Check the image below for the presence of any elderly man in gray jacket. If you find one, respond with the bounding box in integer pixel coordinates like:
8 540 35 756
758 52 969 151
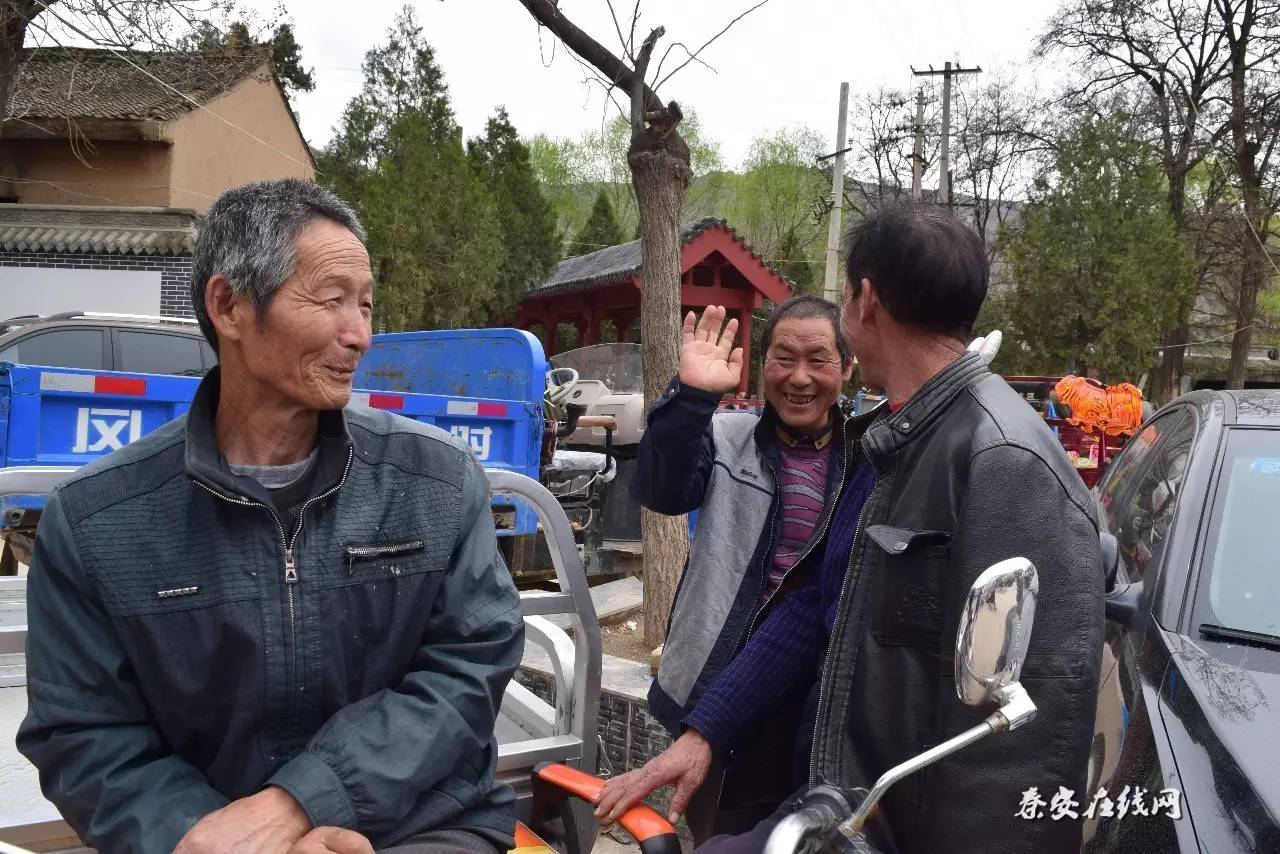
18 179 524 854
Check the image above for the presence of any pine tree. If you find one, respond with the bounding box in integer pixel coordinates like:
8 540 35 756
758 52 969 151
317 5 503 331
571 189 625 255
999 113 1196 380
468 108 561 320
271 23 314 96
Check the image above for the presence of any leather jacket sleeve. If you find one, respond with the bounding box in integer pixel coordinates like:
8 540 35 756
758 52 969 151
17 491 232 853
267 453 524 836
921 443 1103 854
630 377 720 515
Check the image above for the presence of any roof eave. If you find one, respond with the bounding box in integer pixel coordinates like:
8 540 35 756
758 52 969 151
1 116 168 141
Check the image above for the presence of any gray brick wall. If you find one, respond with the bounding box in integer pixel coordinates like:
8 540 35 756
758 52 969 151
515 668 679 815
0 251 195 318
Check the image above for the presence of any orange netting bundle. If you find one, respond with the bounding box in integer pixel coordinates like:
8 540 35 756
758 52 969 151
1054 376 1144 437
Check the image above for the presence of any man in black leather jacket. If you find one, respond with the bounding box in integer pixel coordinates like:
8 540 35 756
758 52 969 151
698 203 1103 854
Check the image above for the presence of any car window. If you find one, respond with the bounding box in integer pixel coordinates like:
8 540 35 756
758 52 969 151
1098 411 1179 530
1201 429 1280 637
1113 413 1196 583
0 328 106 370
116 330 205 377
200 341 218 371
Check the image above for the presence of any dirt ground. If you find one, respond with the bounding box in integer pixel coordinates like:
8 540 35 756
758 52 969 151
600 619 653 664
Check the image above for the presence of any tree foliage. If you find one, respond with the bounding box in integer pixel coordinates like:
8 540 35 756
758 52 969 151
467 107 561 318
317 6 503 331
996 114 1196 381
528 110 722 245
181 18 314 97
269 23 314 96
572 189 625 254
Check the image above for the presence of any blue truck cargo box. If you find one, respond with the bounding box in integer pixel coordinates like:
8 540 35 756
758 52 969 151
354 328 548 537
0 329 547 536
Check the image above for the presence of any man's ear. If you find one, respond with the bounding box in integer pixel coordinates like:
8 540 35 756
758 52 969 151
205 274 249 346
858 278 879 327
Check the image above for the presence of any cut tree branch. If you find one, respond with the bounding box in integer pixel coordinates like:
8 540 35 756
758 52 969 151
519 0 662 114
653 0 771 91
632 25 661 129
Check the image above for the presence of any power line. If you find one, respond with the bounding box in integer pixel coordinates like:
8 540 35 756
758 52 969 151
868 0 912 69
952 0 979 59
31 1 316 176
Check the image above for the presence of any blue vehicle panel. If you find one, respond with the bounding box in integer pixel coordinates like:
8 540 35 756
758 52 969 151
0 330 547 536
355 328 547 403
355 329 549 537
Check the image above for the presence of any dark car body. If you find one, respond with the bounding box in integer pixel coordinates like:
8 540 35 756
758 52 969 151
1086 390 1280 852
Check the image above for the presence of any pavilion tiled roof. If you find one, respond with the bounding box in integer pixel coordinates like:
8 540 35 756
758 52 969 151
534 217 785 297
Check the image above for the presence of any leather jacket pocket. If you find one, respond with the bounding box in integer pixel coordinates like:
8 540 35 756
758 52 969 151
868 525 950 649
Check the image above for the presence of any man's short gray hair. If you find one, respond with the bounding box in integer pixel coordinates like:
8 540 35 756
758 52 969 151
191 178 367 351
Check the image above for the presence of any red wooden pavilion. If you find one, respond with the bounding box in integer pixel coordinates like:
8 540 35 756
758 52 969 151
514 218 794 396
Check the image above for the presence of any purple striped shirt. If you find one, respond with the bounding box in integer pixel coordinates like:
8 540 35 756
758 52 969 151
764 435 833 600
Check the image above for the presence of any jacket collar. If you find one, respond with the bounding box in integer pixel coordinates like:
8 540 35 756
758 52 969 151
753 397 856 459
863 351 987 460
184 367 354 505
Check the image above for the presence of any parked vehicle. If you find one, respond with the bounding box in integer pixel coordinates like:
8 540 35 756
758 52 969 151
1004 375 1133 488
1088 389 1280 852
0 327 546 574
0 311 215 376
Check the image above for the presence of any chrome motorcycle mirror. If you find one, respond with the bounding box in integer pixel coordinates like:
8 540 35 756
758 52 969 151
765 558 1041 854
955 557 1038 706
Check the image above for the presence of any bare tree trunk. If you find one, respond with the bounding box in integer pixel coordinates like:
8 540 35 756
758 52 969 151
0 2 41 201
517 0 766 646
1227 241 1264 388
632 144 691 646
1222 0 1269 390
1151 324 1187 403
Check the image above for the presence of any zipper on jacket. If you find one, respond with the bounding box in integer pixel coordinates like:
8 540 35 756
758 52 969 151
344 540 424 559
286 446 355 577
808 434 876 788
724 454 781 660
193 446 353 650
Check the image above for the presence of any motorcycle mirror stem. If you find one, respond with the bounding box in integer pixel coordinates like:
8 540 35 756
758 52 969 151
766 558 1040 853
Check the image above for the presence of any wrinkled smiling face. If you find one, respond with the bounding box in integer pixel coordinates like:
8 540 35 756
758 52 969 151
239 218 374 411
762 316 851 434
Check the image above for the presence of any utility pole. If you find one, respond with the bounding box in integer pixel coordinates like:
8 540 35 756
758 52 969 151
911 87 925 201
822 81 850 303
912 61 981 207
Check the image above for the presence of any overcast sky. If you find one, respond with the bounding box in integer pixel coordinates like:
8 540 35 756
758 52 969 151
263 0 1065 167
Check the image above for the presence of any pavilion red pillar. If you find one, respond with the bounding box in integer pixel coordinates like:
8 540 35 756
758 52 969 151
543 314 559 357
615 312 635 343
737 308 753 397
583 302 601 347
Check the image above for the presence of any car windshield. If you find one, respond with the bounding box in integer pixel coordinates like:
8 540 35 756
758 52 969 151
550 344 643 395
1203 428 1280 638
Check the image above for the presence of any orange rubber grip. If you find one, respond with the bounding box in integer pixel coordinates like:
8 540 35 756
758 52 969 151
534 763 676 843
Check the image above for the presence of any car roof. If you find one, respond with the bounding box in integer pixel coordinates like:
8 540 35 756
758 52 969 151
0 312 202 340
1222 389 1280 426
1174 388 1280 427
